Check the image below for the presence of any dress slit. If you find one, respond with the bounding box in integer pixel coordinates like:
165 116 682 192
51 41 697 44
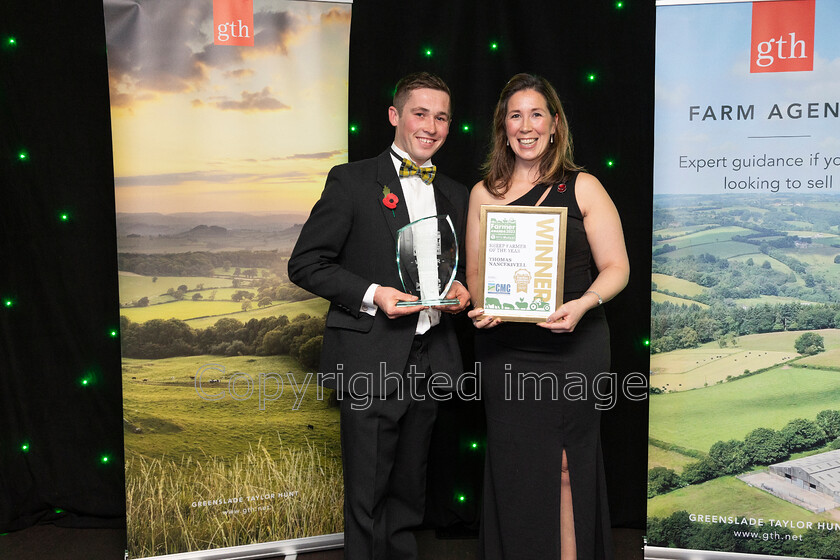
560 447 577 559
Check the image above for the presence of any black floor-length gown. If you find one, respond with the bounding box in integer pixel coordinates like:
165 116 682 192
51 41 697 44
477 172 614 560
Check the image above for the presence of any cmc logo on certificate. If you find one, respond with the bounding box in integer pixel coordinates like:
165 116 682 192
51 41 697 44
214 0 254 46
750 0 814 73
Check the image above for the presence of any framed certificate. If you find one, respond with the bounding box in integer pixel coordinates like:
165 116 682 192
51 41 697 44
477 205 567 322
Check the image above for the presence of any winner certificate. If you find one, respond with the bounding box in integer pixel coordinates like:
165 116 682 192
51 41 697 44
477 205 567 322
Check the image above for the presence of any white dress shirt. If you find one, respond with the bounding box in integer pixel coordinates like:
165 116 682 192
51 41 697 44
360 144 440 334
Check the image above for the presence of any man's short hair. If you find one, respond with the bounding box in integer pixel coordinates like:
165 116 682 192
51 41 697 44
392 72 451 115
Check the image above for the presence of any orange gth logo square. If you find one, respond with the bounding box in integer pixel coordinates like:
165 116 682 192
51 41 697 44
751 0 814 73
214 0 254 46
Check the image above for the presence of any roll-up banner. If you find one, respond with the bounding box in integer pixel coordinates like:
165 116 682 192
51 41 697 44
648 1 840 558
102 1 351 557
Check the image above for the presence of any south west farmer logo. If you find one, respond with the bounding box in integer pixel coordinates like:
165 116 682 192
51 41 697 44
750 0 814 73
489 217 516 241
214 0 254 46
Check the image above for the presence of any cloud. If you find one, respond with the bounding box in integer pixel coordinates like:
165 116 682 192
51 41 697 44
114 169 313 188
272 150 345 161
224 68 255 80
213 87 291 112
103 0 299 103
654 78 690 109
252 10 296 54
115 170 255 187
262 173 321 184
109 91 135 109
782 55 840 98
320 7 351 25
104 0 210 94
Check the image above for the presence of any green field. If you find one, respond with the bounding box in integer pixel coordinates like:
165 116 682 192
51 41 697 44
650 348 792 391
785 247 840 267
788 231 839 240
122 338 342 556
652 273 708 297
666 240 760 260
654 226 756 251
651 347 741 375
650 329 840 390
781 246 840 285
798 348 840 369
119 274 235 305
651 292 708 308
120 295 325 325
647 476 836 529
648 444 695 473
649 329 831 375
117 268 328 328
649 366 840 453
735 329 840 351
728 254 797 277
655 224 720 240
123 354 340 460
121 300 247 322
185 298 329 328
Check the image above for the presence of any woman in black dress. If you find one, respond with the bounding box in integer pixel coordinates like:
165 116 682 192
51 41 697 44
466 74 630 559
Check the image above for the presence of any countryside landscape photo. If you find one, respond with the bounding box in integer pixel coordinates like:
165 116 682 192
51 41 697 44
117 216 341 557
102 1 352 555
647 193 840 557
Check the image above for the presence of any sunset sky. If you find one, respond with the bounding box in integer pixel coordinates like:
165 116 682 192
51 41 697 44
104 0 351 214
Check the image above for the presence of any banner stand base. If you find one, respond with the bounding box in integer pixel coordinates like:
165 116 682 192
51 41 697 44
134 533 343 560
645 546 814 560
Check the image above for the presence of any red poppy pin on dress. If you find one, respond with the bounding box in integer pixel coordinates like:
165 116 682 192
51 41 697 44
557 183 566 193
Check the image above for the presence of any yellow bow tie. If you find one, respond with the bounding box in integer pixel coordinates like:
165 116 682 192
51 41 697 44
398 158 436 185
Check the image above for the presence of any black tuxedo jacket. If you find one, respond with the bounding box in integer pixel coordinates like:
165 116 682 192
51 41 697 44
288 149 469 396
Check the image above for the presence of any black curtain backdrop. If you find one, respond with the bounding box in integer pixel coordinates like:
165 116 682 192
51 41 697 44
0 0 653 538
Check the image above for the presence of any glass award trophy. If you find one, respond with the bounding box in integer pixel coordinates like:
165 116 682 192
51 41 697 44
395 214 460 307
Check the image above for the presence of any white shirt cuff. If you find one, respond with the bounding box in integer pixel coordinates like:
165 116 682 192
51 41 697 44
361 283 379 316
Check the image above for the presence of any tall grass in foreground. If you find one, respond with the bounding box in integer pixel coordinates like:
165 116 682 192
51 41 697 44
126 440 343 558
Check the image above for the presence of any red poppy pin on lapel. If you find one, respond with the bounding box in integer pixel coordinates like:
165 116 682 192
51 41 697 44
382 186 398 216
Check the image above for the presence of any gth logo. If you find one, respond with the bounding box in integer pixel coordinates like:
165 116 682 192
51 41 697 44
750 0 814 73
214 0 254 46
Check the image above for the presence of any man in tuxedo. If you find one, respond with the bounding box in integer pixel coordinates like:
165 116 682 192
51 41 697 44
288 72 469 560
